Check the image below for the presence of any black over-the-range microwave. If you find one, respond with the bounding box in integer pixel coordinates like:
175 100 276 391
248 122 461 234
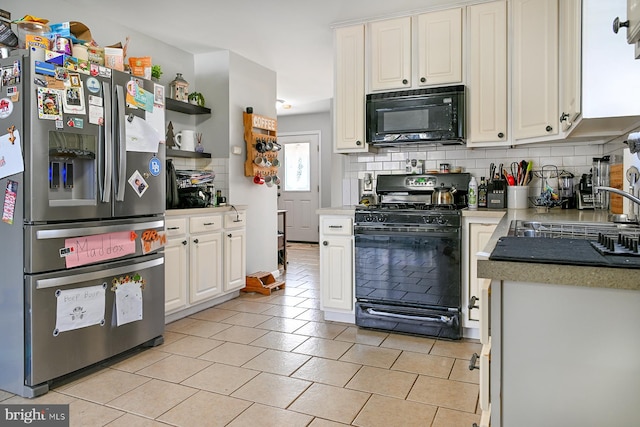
365 85 465 146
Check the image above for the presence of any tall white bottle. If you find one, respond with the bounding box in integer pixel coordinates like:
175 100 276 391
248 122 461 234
468 176 478 209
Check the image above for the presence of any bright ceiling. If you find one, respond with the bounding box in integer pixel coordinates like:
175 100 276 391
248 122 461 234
72 0 458 115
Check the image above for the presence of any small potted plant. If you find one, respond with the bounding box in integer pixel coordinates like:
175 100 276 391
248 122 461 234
151 65 163 81
188 92 205 107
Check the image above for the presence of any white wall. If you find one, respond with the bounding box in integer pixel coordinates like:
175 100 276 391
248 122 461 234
195 51 278 274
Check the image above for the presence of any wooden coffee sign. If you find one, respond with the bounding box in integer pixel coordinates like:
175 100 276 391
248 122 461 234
251 114 277 132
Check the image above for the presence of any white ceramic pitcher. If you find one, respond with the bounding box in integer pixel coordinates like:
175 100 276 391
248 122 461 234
174 130 196 151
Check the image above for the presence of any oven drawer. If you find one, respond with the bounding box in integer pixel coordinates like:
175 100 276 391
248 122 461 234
321 217 352 236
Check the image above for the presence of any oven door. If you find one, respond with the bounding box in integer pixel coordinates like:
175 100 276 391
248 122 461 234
354 225 461 339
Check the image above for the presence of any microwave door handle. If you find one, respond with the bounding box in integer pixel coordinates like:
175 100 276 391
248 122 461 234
101 81 112 203
115 84 127 202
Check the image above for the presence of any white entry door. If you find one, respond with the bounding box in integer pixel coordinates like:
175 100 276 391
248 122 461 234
278 132 320 243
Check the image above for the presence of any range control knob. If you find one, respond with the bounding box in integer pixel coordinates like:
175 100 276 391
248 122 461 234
436 216 447 225
422 216 432 224
377 215 387 222
365 215 374 222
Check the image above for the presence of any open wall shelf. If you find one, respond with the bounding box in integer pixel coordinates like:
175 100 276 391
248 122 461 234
165 98 212 115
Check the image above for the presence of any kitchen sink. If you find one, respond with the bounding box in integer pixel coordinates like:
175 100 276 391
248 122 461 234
508 220 640 240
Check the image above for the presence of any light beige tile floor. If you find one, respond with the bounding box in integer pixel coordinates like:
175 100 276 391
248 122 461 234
0 243 481 426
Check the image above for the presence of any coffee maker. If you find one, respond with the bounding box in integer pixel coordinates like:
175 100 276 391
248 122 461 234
577 173 594 209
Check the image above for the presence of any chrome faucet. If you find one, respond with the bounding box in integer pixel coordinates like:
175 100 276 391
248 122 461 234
594 186 640 210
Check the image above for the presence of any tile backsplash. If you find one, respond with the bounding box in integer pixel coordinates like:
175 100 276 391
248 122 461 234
341 141 622 205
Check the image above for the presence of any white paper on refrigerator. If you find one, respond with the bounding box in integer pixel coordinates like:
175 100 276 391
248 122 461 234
115 280 143 326
55 285 106 335
0 129 24 180
125 114 160 153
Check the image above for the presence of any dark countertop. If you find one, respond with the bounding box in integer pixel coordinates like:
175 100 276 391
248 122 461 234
474 208 640 289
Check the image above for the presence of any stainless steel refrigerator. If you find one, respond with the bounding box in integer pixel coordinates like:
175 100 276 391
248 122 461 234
0 48 166 397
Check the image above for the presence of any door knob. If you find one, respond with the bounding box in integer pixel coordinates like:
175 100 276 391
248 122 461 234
193 238 199 244
227 234 232 238
182 240 187 245
402 79 409 85
613 17 629 34
323 241 328 246
356 140 362 146
545 125 553 132
498 132 504 138
420 77 426 83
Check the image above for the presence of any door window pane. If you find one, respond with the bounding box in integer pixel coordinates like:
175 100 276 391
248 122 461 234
284 142 310 191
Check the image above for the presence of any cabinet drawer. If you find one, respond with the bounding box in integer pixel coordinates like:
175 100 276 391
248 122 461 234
190 215 222 233
165 218 187 237
224 210 246 229
321 217 353 235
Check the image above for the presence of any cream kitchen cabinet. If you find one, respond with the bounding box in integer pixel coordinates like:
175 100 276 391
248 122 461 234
188 215 223 304
369 17 412 91
164 217 189 313
462 211 503 336
334 24 369 153
223 210 247 292
512 0 559 141
466 0 508 145
368 9 462 92
319 215 354 322
164 208 247 321
416 8 463 87
559 0 582 132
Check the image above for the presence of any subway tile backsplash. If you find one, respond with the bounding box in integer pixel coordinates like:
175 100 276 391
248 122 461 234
342 141 623 205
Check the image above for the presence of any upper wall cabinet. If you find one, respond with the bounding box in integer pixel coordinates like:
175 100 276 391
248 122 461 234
466 1 508 145
334 25 370 153
368 9 462 92
416 8 463 87
512 0 559 141
567 0 640 140
559 0 582 132
369 17 412 91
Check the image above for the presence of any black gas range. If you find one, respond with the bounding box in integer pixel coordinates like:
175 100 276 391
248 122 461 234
354 173 470 339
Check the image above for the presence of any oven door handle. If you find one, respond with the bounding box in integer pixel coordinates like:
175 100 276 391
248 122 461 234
366 308 455 326
354 227 459 238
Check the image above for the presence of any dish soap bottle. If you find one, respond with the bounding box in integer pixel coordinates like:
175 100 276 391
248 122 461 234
478 176 487 208
468 176 478 209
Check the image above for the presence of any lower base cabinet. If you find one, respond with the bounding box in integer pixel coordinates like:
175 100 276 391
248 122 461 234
319 214 355 322
165 209 246 318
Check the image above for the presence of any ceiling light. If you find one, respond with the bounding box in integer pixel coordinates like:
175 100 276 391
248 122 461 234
276 99 292 109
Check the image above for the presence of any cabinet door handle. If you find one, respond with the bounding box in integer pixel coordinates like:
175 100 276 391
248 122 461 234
203 222 215 226
328 225 343 229
193 238 199 244
545 125 553 132
182 240 187 245
356 140 362 146
167 226 180 230
613 17 629 34
468 353 479 371
323 241 328 246
420 77 426 83
468 296 479 310
227 234 232 238
497 132 504 138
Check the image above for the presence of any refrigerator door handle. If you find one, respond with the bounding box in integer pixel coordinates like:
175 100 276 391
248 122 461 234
35 257 164 289
115 84 127 202
102 81 112 203
35 220 165 240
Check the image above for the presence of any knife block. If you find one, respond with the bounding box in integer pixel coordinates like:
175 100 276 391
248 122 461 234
487 180 507 209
